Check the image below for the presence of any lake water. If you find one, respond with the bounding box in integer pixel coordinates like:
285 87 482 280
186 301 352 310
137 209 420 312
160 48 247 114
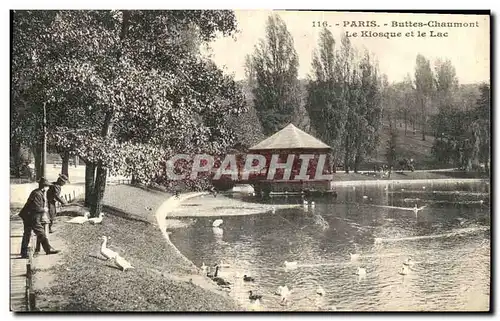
169 181 491 311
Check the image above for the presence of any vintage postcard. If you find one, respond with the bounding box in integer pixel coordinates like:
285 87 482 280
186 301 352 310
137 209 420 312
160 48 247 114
10 9 490 312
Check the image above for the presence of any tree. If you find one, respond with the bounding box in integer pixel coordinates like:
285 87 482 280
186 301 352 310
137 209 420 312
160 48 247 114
434 58 459 113
414 54 435 141
430 83 490 171
306 28 347 170
12 10 246 216
249 14 301 135
353 51 382 172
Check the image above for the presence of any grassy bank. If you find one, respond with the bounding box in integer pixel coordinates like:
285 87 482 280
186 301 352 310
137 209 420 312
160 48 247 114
30 187 241 311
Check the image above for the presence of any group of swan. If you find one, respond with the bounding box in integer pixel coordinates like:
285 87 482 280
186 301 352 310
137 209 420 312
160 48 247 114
100 236 134 271
66 211 104 225
303 200 315 208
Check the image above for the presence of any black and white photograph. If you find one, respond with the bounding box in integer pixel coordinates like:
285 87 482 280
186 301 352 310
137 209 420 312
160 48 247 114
9 9 491 312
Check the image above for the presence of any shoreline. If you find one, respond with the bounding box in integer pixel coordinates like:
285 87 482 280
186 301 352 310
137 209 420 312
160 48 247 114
154 192 251 310
330 177 488 187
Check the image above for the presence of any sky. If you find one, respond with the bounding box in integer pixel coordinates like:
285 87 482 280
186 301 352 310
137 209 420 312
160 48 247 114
206 10 490 85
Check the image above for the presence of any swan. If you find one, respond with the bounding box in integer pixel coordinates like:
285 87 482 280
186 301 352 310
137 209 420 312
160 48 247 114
206 265 219 278
114 255 134 271
276 285 290 296
422 186 426 190
310 201 315 207
212 219 223 227
271 207 276 214
284 261 298 269
403 258 413 266
89 213 104 225
374 238 383 245
278 285 291 304
363 195 368 199
349 253 360 261
248 291 262 300
243 275 255 282
357 267 367 276
316 286 325 296
100 236 119 260
66 212 90 224
303 200 308 206
249 298 262 311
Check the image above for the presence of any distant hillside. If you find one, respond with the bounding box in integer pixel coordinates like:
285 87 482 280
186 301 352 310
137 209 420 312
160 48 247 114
367 120 436 169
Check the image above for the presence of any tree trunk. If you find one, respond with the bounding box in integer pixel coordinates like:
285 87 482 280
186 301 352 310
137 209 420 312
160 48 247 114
421 97 426 141
90 165 108 218
84 162 96 207
11 142 21 178
90 110 114 217
61 151 70 178
33 144 42 180
404 110 408 136
353 155 360 173
131 174 138 185
344 136 349 173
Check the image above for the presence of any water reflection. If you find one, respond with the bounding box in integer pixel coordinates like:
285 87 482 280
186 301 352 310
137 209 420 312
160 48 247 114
170 181 490 311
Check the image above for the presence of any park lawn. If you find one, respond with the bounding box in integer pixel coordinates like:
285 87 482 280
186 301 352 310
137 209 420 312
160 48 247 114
102 184 171 223
33 204 240 311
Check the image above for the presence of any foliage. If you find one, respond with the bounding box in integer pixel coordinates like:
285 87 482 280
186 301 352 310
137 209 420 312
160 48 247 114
248 14 301 135
386 123 398 167
414 54 435 140
431 83 490 170
306 30 384 172
11 10 246 215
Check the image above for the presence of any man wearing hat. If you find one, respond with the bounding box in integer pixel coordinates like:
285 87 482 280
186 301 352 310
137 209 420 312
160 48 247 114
34 173 69 253
46 173 69 233
18 178 60 258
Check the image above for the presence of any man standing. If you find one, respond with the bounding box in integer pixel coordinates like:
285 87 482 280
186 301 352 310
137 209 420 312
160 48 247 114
18 178 60 258
46 173 68 233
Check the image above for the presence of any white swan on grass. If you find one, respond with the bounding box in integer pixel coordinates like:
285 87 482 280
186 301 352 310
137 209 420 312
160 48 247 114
66 212 90 224
114 255 134 271
100 236 119 260
89 213 104 225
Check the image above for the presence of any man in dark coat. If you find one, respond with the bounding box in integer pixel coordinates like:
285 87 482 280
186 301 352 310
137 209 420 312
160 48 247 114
46 173 69 233
18 178 60 258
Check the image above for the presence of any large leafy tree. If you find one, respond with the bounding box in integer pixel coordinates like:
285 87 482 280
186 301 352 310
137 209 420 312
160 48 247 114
12 10 246 216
